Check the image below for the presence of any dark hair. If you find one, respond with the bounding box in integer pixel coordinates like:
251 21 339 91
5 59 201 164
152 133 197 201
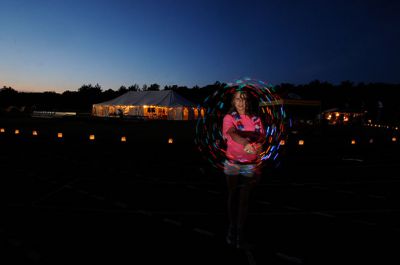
227 87 257 116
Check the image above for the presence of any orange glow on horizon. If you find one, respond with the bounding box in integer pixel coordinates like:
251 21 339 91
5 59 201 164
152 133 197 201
2 81 73 94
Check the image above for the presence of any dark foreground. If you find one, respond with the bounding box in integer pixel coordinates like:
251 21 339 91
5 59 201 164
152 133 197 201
1 117 400 264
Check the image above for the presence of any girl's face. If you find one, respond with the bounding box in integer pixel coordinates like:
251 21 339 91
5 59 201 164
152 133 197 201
233 91 247 114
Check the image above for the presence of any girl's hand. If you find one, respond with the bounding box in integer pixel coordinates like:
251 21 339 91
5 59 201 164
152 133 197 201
243 143 256 154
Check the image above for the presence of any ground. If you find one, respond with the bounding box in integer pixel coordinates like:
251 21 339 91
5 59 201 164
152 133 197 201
1 117 399 264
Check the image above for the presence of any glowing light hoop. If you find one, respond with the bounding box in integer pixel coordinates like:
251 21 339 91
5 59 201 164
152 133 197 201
195 77 288 171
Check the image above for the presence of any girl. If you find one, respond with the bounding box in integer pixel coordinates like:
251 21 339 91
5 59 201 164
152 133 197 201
222 89 265 249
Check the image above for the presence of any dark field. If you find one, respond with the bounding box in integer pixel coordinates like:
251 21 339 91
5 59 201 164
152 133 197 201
1 117 400 264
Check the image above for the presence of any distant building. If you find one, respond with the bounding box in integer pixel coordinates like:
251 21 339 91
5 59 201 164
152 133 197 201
321 108 365 125
92 90 203 120
261 97 322 127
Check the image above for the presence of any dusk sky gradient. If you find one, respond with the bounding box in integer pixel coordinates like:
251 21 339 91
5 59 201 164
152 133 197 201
1 0 399 92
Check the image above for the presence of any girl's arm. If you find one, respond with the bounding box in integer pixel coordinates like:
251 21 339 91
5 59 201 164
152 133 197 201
227 127 260 154
226 127 250 146
236 131 265 144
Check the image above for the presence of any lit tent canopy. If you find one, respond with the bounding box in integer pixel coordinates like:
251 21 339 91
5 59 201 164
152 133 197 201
92 90 203 120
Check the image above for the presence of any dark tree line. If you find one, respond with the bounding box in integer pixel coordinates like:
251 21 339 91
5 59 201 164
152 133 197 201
0 82 224 113
1 80 400 121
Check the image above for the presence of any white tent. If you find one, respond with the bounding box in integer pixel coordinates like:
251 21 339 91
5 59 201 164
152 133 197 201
92 90 203 120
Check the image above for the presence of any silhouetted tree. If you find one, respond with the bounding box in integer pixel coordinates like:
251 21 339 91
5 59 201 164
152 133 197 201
76 83 103 112
78 83 102 95
1 81 400 121
1 86 18 94
148 83 160 91
340 80 354 89
100 88 118 101
128 84 140 91
0 86 19 107
118 86 128 94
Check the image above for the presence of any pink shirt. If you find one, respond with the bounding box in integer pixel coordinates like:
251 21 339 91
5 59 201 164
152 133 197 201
222 114 265 163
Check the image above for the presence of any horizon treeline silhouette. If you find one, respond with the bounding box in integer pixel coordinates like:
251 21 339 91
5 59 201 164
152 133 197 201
1 80 400 122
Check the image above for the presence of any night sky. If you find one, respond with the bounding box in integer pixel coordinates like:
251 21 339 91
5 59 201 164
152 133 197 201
1 0 399 92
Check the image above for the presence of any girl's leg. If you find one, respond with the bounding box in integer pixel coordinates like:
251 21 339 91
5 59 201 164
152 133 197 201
236 172 260 248
226 174 239 245
237 180 251 230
